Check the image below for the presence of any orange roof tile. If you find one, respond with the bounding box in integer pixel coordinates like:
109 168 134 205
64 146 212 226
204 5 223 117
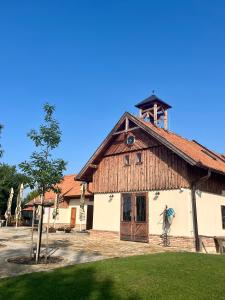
23 206 33 211
76 112 225 181
138 117 225 175
26 174 93 206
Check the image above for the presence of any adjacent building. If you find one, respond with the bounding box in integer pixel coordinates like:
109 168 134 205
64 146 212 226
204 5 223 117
26 174 94 230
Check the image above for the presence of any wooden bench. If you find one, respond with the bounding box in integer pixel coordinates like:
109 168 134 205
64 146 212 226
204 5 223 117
214 237 225 254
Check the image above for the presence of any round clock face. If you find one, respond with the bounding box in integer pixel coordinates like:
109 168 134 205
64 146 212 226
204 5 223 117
127 135 135 145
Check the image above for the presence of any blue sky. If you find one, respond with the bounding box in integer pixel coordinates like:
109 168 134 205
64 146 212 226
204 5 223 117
1 0 225 175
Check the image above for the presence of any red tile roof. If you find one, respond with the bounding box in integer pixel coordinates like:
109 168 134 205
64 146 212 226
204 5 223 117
26 174 93 206
137 117 225 175
23 206 33 211
76 112 225 181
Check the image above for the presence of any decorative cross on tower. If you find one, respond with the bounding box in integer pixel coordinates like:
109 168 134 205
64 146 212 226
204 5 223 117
135 94 172 130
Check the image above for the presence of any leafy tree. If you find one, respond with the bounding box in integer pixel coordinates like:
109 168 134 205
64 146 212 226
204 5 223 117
22 190 39 207
0 164 28 216
19 103 67 261
0 124 3 158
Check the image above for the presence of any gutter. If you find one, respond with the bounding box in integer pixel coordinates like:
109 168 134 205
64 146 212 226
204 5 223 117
191 169 211 252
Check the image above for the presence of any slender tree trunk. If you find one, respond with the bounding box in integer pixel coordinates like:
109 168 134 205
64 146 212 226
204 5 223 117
53 194 57 229
30 206 35 258
36 194 44 263
45 207 50 263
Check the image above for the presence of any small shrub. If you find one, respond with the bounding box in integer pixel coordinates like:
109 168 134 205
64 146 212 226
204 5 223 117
57 227 65 231
64 227 72 233
48 227 56 233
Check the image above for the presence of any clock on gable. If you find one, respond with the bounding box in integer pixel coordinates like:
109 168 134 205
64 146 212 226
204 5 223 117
126 135 135 145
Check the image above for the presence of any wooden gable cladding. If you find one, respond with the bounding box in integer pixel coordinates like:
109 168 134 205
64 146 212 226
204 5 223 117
202 173 225 194
104 129 159 156
188 166 225 195
92 145 190 193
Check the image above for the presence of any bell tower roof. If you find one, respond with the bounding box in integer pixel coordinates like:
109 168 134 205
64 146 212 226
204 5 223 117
135 94 172 130
135 94 172 110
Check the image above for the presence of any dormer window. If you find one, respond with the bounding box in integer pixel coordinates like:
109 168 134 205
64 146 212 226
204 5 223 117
136 152 142 164
124 155 130 166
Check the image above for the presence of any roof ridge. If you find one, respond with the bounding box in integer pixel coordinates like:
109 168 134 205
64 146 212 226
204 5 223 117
77 111 225 179
192 140 225 163
64 173 77 177
135 114 193 143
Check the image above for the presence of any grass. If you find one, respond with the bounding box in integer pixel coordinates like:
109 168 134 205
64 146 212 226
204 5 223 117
0 252 225 300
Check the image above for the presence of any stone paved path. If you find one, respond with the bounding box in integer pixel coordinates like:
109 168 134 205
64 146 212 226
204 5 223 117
0 227 168 278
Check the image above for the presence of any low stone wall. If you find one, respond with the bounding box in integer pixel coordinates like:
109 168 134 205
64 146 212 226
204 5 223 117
89 230 196 251
43 222 69 228
81 230 222 253
149 234 195 251
43 223 87 230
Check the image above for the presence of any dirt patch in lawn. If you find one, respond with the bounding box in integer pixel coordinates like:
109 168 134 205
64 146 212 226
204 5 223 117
7 256 63 265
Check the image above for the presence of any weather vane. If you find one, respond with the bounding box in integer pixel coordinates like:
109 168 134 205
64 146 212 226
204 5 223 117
152 89 155 95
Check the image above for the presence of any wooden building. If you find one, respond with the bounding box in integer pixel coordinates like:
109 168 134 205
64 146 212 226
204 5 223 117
76 94 225 252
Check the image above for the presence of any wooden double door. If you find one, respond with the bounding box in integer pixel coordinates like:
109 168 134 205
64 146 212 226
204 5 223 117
120 193 149 243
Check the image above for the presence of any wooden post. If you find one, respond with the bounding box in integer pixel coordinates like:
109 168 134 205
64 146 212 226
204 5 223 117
139 109 142 117
30 205 35 258
164 109 168 130
125 117 129 132
53 194 58 229
153 103 158 126
191 185 200 252
36 194 44 263
45 207 50 263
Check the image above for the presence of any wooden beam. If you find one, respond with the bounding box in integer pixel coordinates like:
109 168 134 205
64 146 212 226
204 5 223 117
154 103 158 126
112 126 139 135
76 112 130 180
89 164 98 169
142 107 154 114
128 113 197 166
125 117 129 132
164 109 168 130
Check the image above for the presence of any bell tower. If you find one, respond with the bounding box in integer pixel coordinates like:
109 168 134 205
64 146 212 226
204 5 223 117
135 94 172 130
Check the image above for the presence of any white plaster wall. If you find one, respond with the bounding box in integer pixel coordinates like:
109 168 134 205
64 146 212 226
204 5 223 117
43 198 93 227
70 198 93 227
196 191 225 237
93 193 121 231
149 189 194 237
43 207 70 224
91 189 225 239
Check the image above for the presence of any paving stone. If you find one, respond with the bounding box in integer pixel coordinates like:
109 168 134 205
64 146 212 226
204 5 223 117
0 227 172 278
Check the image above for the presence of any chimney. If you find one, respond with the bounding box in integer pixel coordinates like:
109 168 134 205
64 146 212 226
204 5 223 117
135 94 172 130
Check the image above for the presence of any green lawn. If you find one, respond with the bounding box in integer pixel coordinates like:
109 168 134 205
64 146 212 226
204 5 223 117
0 253 225 300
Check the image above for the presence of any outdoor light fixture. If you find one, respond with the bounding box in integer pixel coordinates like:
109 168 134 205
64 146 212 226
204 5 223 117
153 191 160 201
109 194 114 202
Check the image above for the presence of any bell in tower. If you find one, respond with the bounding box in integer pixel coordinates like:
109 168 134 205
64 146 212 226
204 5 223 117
135 94 172 130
